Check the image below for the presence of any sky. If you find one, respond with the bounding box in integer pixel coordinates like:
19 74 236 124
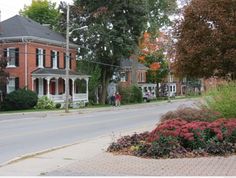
0 0 73 21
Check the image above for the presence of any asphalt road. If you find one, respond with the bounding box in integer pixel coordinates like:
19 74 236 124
0 99 197 164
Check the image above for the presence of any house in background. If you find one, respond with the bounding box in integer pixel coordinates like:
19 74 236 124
118 58 157 98
0 15 89 107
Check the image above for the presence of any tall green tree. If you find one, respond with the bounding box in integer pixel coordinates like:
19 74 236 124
60 0 177 104
174 0 236 80
77 61 101 104
20 0 60 29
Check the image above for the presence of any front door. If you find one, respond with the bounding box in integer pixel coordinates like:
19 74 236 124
50 81 56 95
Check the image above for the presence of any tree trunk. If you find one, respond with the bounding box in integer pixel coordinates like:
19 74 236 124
99 69 110 104
156 82 159 97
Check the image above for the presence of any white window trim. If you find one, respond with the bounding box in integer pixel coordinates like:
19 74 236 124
6 47 16 68
139 71 145 83
37 48 44 68
52 50 58 69
7 77 15 94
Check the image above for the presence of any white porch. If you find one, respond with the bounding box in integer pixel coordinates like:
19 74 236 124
138 83 157 98
31 68 90 108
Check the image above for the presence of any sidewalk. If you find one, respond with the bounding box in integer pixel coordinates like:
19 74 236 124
0 127 235 176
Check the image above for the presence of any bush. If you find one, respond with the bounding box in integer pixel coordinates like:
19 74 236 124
130 85 143 103
203 82 236 118
145 135 181 158
148 118 236 150
35 96 55 109
119 85 143 104
2 89 38 110
160 107 221 122
107 132 149 152
55 103 61 109
108 118 236 158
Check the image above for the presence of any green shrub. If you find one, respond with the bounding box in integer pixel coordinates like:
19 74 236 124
55 103 61 109
203 82 236 118
147 135 180 158
35 96 55 109
2 89 38 110
130 85 143 103
119 85 143 104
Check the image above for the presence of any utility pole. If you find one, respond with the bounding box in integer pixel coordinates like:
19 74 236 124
65 4 70 113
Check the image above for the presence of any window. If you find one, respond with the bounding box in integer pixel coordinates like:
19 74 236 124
120 72 126 82
4 48 19 67
64 53 72 69
173 85 176 92
36 48 45 68
7 77 19 93
138 71 145 83
51 50 59 69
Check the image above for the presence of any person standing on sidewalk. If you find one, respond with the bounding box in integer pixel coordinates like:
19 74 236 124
110 93 116 106
115 92 121 107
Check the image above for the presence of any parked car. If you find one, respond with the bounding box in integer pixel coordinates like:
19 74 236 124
143 92 155 102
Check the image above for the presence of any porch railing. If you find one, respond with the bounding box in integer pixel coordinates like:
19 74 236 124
49 93 88 103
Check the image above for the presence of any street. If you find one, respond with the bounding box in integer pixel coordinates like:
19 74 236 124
0 99 196 164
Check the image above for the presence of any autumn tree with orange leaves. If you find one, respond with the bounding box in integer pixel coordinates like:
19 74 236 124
138 32 168 88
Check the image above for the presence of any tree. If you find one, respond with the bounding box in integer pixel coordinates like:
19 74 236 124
20 0 60 29
139 32 169 83
174 0 236 80
138 32 169 96
77 61 101 104
59 0 177 104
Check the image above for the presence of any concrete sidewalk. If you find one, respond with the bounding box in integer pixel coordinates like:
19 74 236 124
0 127 236 176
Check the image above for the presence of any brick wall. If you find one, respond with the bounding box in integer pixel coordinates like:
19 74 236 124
1 41 77 91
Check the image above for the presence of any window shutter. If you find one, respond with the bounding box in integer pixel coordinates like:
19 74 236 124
43 50 46 67
36 48 39 67
57 51 60 68
35 79 39 94
3 49 7 58
15 48 19 66
69 53 72 69
50 51 53 68
64 53 66 69
15 77 19 90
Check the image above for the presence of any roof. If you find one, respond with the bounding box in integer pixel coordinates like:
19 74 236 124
120 58 149 70
0 15 77 48
31 68 89 78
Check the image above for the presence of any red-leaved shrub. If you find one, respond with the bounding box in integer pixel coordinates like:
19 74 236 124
148 118 236 150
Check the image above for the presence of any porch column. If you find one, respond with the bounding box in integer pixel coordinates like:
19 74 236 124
32 77 35 92
55 77 59 95
153 86 156 97
72 78 75 102
86 78 89 101
46 77 51 98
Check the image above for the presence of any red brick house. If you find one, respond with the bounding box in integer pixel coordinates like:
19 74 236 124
119 58 157 98
0 15 89 106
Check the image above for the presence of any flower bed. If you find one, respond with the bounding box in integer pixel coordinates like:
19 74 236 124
107 118 236 159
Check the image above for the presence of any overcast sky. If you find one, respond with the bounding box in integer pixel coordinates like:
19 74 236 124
0 0 73 21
